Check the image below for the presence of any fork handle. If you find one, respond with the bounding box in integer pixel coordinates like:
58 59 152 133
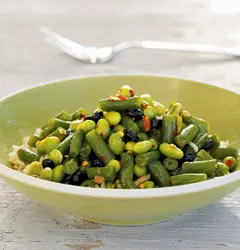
113 41 240 57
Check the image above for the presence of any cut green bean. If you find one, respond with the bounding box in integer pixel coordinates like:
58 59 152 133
85 129 115 164
163 157 178 171
173 124 199 148
208 134 220 149
69 129 85 158
214 162 229 176
56 133 74 155
72 107 88 120
87 167 116 181
161 114 177 143
196 149 213 161
48 127 67 141
184 133 208 154
48 118 70 132
120 115 139 132
170 167 182 176
135 150 160 167
27 134 41 147
167 103 183 115
182 159 216 176
119 152 134 183
182 114 208 133
69 120 82 131
150 129 161 144
105 181 115 189
153 101 166 116
81 180 95 187
210 146 238 160
122 180 138 189
79 139 91 161
171 173 207 186
148 161 170 187
55 110 72 121
17 148 40 163
136 120 146 133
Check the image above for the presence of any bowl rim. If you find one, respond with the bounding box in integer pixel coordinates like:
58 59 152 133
0 74 239 199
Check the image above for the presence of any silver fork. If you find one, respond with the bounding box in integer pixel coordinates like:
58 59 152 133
40 26 240 64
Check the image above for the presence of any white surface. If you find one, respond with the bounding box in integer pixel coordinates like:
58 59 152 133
0 0 240 249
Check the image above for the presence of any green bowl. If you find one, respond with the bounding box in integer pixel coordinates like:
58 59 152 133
0 75 239 226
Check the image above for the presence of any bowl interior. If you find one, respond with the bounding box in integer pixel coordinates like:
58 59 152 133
0 75 239 167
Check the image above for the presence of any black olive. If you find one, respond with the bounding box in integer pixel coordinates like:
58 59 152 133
42 159 55 169
92 111 104 122
202 139 213 150
84 115 94 121
151 116 163 129
92 158 105 167
71 170 85 185
123 129 140 142
183 152 196 162
124 109 144 121
66 128 73 136
62 174 72 184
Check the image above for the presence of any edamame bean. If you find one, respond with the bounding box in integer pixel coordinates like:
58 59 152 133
105 111 121 126
223 156 237 170
159 143 184 159
153 101 166 116
52 165 65 182
141 94 154 106
143 106 156 119
143 180 155 188
134 164 147 177
40 167 53 181
49 149 63 165
108 133 125 155
118 85 134 97
36 136 60 154
96 118 110 140
23 161 43 176
125 141 136 152
113 124 125 132
63 158 78 175
106 160 121 172
77 120 96 134
133 141 152 154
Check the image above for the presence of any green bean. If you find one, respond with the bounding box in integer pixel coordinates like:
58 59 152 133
69 129 84 158
40 127 52 138
196 149 213 161
77 120 96 134
72 107 88 120
180 122 188 132
141 94 154 106
148 161 170 187
79 139 91 161
177 116 182 133
108 133 125 155
63 158 78 175
27 134 41 147
150 129 161 143
182 160 216 176
106 159 121 173
36 136 61 155
69 120 82 131
137 132 148 142
223 156 237 170
167 103 183 115
40 167 53 181
122 180 138 189
170 167 182 176
161 114 177 143
136 120 146 133
210 146 238 160
23 161 43 176
149 138 158 150
56 133 74 155
153 101 166 116
49 149 63 165
133 141 152 154
105 181 115 189
143 180 155 188
55 110 72 121
85 129 115 164
81 180 95 187
48 127 67 141
119 152 134 183
134 164 147 177
173 124 199 148
182 114 208 133
143 106 156 119
17 148 40 163
194 158 201 161
105 111 121 126
96 118 111 140
184 133 208 154
120 115 139 132
125 141 136 152
214 162 229 176
159 143 183 159
163 157 178 171
118 85 134 97
98 96 143 112
208 134 220 149
87 167 116 181
171 173 207 186
52 165 65 182
135 150 160 167
113 124 125 133
48 118 70 132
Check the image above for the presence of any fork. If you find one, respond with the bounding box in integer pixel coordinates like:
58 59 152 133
40 26 240 64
